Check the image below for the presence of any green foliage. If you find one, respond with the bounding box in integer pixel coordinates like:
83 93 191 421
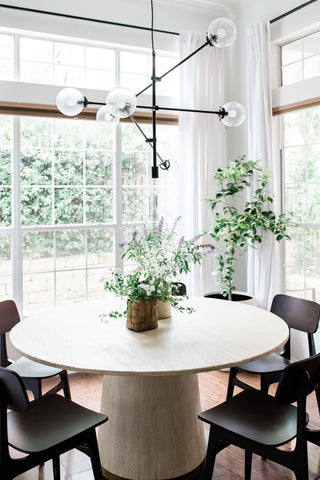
103 216 215 317
207 155 292 299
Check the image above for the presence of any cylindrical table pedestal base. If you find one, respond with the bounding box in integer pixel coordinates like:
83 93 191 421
98 374 206 480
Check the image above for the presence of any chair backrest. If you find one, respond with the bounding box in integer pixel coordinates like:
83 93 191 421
0 367 29 412
0 300 21 367
276 352 320 405
0 300 20 335
172 282 187 296
271 294 320 334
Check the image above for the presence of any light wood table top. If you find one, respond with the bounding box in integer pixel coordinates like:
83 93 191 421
10 297 289 376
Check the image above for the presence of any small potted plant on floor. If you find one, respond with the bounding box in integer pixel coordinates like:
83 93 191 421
206 155 292 302
103 216 214 331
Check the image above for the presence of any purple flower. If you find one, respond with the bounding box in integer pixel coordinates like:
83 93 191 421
158 218 164 231
132 230 137 239
172 216 181 230
191 233 202 243
178 236 185 249
119 241 127 248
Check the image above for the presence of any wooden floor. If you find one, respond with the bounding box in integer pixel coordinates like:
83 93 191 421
15 369 320 480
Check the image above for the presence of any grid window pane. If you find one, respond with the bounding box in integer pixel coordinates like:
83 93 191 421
87 229 114 267
0 59 14 80
0 34 14 80
56 270 86 305
21 187 53 226
21 148 52 185
23 231 54 269
17 35 117 90
86 151 113 186
281 62 303 86
54 187 83 224
54 150 83 185
0 116 13 191
54 42 85 66
20 38 53 62
20 61 54 84
283 105 320 302
281 30 320 86
54 65 85 87
281 39 302 65
85 187 113 223
0 33 14 58
0 232 12 302
56 230 85 267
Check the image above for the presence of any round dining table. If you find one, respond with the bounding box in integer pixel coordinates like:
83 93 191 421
10 296 289 480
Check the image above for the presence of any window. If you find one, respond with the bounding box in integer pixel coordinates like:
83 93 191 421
279 29 320 302
0 29 178 94
281 30 320 86
0 29 180 315
281 105 320 301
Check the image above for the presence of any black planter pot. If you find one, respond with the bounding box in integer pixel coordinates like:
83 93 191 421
203 291 258 305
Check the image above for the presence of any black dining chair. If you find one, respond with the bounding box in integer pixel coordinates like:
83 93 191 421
199 352 320 480
172 282 187 296
0 299 71 399
0 367 107 480
226 294 320 407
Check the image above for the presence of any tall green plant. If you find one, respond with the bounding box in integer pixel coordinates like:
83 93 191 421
207 155 292 300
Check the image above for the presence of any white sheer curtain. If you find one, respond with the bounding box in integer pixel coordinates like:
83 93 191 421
246 22 282 309
178 33 227 295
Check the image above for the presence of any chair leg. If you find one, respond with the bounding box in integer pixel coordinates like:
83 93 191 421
204 428 221 480
86 430 104 480
293 443 309 480
52 456 60 480
60 370 71 399
315 387 320 415
245 450 252 480
226 367 238 399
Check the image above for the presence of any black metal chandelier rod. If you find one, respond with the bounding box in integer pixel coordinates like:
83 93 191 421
136 39 210 97
129 115 169 170
86 101 226 116
136 105 227 116
0 3 179 36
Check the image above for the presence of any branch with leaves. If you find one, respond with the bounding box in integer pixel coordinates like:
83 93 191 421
207 155 292 300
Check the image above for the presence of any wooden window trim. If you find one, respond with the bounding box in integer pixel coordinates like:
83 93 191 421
273 97 320 116
0 101 178 124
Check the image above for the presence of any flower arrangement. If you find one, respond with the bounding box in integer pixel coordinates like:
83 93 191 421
103 216 214 317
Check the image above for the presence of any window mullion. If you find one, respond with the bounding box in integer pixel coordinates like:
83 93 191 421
114 122 123 272
12 116 23 315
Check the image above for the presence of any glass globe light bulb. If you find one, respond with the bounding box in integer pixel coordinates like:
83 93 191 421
221 102 246 127
207 18 237 48
96 106 119 124
56 88 85 116
106 87 137 119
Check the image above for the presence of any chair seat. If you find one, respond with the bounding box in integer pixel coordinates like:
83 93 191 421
8 394 108 454
8 356 64 379
199 389 299 447
239 353 291 374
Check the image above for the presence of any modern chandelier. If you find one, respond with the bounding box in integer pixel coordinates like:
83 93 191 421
56 2 245 179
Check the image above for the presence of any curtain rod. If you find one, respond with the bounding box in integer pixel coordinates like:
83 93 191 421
0 3 180 36
270 0 318 24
